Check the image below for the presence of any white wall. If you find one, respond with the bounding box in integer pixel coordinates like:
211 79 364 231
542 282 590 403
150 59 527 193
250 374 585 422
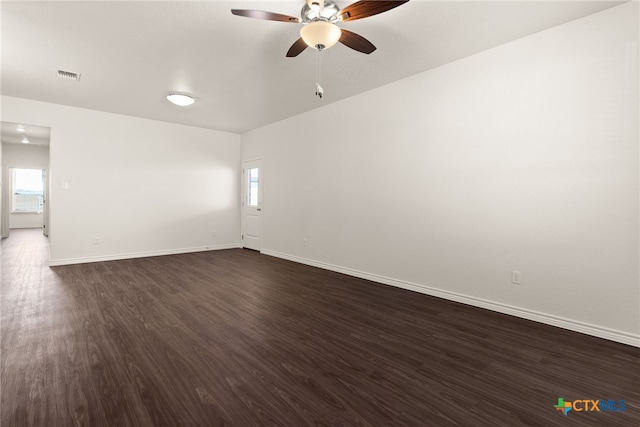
2 143 49 229
242 3 639 345
1 96 241 264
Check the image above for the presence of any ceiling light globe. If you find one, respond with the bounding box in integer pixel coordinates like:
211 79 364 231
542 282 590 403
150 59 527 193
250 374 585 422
300 21 341 50
166 93 195 106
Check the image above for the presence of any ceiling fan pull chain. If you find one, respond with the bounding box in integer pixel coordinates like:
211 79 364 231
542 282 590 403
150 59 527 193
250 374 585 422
317 49 320 85
315 49 324 99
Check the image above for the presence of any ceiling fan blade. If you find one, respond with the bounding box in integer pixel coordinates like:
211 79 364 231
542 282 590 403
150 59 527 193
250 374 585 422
339 29 376 54
286 38 308 57
231 9 300 23
338 1 408 22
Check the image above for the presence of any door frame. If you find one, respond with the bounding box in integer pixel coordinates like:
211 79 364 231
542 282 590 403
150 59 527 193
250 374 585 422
241 158 263 251
0 162 8 239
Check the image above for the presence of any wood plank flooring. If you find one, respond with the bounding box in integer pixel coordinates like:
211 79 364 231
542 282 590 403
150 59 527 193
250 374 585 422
1 229 639 426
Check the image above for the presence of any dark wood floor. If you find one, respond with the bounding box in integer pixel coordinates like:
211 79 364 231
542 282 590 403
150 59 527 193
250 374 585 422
1 229 638 426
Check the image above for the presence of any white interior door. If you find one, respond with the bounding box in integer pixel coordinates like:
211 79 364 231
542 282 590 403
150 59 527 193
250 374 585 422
241 159 262 251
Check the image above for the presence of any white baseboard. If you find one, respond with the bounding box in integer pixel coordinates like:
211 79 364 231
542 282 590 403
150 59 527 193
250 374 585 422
49 243 241 267
261 249 640 348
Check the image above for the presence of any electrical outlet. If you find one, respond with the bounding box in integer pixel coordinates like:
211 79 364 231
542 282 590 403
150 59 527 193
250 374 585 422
93 237 100 245
303 238 308 247
212 230 217 237
511 270 521 285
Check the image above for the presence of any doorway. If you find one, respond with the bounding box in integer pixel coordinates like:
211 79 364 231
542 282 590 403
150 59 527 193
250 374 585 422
0 122 51 240
241 158 262 251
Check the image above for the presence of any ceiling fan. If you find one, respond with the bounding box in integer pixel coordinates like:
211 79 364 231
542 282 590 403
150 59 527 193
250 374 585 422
231 0 409 57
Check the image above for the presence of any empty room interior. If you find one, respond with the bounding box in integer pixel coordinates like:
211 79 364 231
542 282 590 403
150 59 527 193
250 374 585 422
1 1 639 426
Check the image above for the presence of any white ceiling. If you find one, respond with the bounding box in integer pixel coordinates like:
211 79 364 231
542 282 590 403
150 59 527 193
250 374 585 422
1 1 624 134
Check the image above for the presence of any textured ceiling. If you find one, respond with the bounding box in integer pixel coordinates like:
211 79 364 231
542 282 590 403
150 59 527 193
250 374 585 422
1 1 624 134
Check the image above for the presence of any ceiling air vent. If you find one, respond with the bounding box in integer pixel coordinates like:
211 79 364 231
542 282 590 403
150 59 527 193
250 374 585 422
57 69 81 82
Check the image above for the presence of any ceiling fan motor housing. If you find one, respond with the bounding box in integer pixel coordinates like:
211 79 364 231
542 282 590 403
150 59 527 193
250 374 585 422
301 0 340 23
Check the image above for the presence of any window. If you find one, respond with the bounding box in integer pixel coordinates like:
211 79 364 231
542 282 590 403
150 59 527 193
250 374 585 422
12 168 44 213
247 167 259 207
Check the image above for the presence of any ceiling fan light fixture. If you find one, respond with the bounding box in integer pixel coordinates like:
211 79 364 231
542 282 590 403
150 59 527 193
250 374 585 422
166 93 195 107
300 21 341 50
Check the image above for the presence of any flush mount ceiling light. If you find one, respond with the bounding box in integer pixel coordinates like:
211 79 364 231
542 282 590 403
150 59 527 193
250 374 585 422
166 93 195 107
17 126 26 133
21 137 29 144
300 21 341 50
